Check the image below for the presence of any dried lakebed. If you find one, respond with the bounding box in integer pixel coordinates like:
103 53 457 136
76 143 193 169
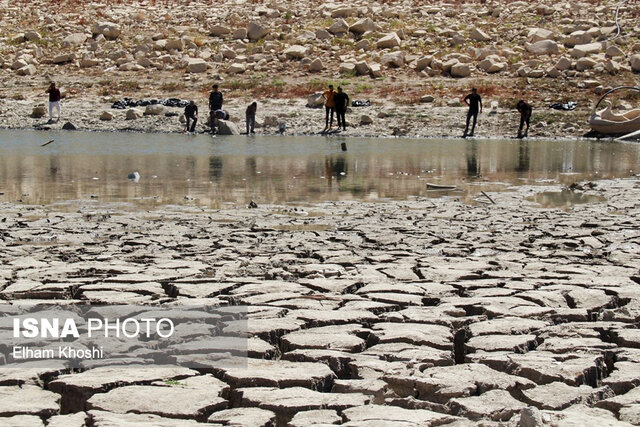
0 177 640 426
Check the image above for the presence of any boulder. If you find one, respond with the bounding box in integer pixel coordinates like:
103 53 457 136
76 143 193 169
306 93 324 108
556 56 572 71
24 31 41 42
186 58 208 73
477 56 506 73
604 59 620 74
354 61 370 75
309 58 324 72
631 54 640 72
217 119 240 135
328 19 349 35
576 57 597 71
376 33 401 49
340 62 356 74
62 33 87 48
564 30 592 48
210 25 231 37
420 95 435 103
355 39 370 50
247 22 268 41
470 28 490 42
315 29 332 40
91 22 121 40
416 56 433 71
369 63 383 77
232 28 247 39
546 66 561 78
284 45 307 59
525 40 559 55
380 51 404 68
100 111 114 121
144 105 165 116
62 122 76 130
80 58 100 68
53 53 75 64
349 18 375 35
331 7 357 18
360 115 373 125
126 108 144 120
528 28 554 43
451 63 471 77
227 63 245 74
606 45 624 57
17 65 36 76
570 43 602 58
31 105 46 118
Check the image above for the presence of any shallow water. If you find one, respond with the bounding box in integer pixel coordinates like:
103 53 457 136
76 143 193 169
0 130 638 208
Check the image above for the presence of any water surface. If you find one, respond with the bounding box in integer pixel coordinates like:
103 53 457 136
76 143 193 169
0 130 637 208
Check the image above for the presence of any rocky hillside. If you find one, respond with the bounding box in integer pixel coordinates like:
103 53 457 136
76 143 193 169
0 0 639 135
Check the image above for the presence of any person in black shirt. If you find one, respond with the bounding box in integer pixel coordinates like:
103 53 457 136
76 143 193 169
516 100 533 138
463 88 482 137
184 100 198 133
334 87 350 131
209 84 223 133
45 82 62 123
245 102 257 134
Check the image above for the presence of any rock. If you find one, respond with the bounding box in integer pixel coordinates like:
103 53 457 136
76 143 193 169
24 31 41 42
53 53 75 64
309 58 324 72
376 33 401 49
31 105 46 118
631 54 640 72
349 18 375 35
369 63 383 77
328 19 349 35
91 22 121 40
186 58 208 73
227 63 245 74
209 25 230 37
355 39 370 50
525 40 559 55
247 22 268 41
0 385 60 417
144 104 165 116
80 58 100 68
606 45 624 57
232 28 247 39
451 63 471 77
62 122 77 130
315 29 332 40
380 51 404 68
62 33 87 48
420 95 435 103
289 410 341 427
17 65 36 76
571 43 602 58
340 62 356 74
284 45 307 59
217 119 240 135
126 108 144 120
528 28 554 43
360 115 373 125
546 66 561 78
331 7 357 18
207 408 276 426
576 57 597 71
556 56 572 71
416 56 433 71
165 38 184 51
564 30 592 47
522 382 614 410
221 359 334 390
354 61 370 75
99 111 114 121
470 28 491 42
306 93 324 108
478 56 506 73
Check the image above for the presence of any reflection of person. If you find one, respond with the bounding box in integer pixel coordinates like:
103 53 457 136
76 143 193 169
245 102 257 134
334 87 350 131
208 84 223 133
463 88 482 137
516 100 533 138
184 100 198 133
322 85 336 131
45 82 62 123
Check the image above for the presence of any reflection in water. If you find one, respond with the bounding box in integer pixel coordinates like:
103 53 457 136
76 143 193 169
0 130 638 208
527 190 607 209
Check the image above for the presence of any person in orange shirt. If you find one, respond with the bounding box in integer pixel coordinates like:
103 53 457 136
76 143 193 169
322 85 336 131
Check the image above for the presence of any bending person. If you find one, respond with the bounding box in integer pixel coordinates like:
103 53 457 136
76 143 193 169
516 100 532 138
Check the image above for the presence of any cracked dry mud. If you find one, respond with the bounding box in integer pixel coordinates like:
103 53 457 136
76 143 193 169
0 177 639 426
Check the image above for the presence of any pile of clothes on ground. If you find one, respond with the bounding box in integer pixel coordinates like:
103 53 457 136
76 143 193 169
111 98 189 109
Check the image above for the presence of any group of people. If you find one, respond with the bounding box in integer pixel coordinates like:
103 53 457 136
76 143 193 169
462 87 533 139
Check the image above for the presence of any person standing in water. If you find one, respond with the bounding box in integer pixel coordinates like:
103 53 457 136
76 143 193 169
333 87 350 131
322 84 336 131
45 82 62 123
463 88 482 137
184 100 198 133
516 99 532 138
209 84 223 134
245 102 257 134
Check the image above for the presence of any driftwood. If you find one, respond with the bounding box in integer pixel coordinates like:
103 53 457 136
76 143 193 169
41 139 55 147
